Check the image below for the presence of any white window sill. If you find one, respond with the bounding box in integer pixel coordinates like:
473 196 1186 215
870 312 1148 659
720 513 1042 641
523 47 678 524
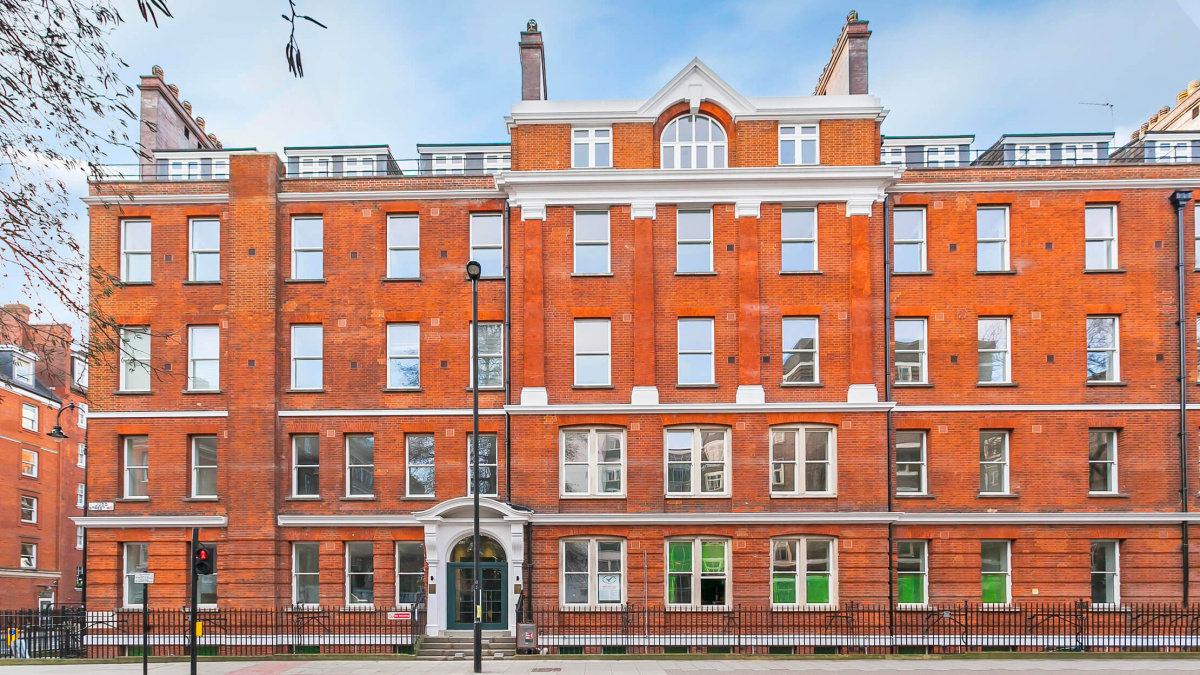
116 390 151 394
342 495 375 500
560 493 626 499
665 605 731 612
665 494 731 499
770 492 837 499
288 495 321 500
1089 603 1128 612
405 494 437 500
771 604 838 612
895 604 929 611
121 497 150 501
559 604 626 612
187 496 218 501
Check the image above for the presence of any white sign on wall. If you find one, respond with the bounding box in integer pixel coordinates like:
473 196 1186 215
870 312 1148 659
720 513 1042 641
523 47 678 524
88 502 114 511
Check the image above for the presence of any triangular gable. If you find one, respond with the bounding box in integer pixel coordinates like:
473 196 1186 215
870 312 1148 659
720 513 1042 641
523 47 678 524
637 58 755 118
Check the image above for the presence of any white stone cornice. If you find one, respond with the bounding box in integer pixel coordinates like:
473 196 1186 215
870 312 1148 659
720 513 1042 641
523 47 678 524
279 188 504 203
890 177 1200 193
505 401 894 415
0 568 61 580
279 514 420 527
497 166 902 213
734 201 761 219
72 515 228 528
527 511 1200 526
81 193 228 206
279 408 506 417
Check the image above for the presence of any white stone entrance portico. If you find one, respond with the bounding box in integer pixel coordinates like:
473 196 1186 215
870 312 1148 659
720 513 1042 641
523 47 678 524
414 497 530 636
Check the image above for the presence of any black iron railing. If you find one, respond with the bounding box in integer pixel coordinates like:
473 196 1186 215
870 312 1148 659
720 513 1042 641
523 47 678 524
0 600 425 660
528 601 1200 654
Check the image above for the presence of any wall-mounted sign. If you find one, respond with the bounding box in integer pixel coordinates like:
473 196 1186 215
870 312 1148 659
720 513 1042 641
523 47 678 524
88 502 114 511
386 611 411 621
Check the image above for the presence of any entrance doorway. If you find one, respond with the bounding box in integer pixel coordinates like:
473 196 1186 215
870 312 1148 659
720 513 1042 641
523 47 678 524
445 535 507 630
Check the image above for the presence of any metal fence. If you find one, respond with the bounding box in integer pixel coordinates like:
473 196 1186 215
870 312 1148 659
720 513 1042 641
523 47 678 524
0 604 425 659
527 601 1200 654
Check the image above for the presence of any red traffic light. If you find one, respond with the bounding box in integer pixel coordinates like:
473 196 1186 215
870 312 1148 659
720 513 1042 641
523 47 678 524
193 544 216 575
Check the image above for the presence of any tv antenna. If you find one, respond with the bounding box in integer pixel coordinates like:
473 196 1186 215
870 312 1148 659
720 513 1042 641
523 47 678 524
1079 102 1115 131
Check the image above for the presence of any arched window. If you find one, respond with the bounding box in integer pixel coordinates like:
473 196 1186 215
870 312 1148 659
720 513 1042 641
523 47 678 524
661 114 727 169
449 535 506 563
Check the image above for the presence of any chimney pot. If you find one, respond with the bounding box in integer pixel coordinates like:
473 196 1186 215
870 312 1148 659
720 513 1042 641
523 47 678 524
3 303 32 323
519 20 547 101
151 65 164 79
814 12 870 95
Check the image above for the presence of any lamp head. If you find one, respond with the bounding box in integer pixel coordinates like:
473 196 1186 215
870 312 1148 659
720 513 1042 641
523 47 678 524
48 426 67 439
465 260 482 281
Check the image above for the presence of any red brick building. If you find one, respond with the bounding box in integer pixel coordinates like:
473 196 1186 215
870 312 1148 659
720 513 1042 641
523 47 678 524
1 304 88 608
78 15 1200 640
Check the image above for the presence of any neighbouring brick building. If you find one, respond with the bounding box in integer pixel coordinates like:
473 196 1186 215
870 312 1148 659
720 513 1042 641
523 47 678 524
78 13 1200 641
1 304 88 608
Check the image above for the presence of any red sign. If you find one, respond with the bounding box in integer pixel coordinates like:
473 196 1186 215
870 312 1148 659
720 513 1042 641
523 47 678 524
387 611 411 621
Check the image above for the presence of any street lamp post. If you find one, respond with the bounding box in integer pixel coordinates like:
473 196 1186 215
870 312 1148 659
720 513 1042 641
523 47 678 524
465 260 483 673
46 402 77 440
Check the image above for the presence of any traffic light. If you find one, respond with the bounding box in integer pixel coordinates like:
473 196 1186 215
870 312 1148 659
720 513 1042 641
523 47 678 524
193 544 216 575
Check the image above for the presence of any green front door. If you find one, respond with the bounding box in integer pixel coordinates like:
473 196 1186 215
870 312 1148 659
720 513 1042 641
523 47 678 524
446 563 507 630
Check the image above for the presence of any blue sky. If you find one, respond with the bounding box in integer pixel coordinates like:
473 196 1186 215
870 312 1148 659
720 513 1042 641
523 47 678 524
103 0 1200 161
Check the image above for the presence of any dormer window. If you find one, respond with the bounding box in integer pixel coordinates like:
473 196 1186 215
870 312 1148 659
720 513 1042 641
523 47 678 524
432 154 465 175
342 156 377 177
299 157 332 177
925 146 958 168
779 125 818 165
1062 143 1097 165
881 147 905 166
1014 144 1049 166
13 355 34 386
661 115 726 169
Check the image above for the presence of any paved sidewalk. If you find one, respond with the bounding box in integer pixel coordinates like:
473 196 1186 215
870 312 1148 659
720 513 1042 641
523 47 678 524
2 659 1200 674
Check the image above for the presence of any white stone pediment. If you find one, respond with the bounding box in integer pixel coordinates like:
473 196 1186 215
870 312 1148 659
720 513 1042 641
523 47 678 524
637 58 754 118
414 495 532 522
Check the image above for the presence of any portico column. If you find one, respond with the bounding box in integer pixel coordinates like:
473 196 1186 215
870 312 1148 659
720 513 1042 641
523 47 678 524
631 202 659 405
520 204 548 405
735 201 764 404
847 200 879 403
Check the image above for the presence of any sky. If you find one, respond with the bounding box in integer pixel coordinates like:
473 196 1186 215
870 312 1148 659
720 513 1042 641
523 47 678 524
10 0 1200 326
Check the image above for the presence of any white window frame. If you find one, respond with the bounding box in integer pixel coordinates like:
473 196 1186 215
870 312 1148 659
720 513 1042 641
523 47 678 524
405 433 436 498
573 210 611 275
483 153 510 174
977 317 1011 384
386 214 420 279
20 495 37 523
572 128 612 168
675 209 713 273
780 208 818 272
467 433 499 497
21 448 37 477
341 155 376 177
187 325 220 391
292 542 320 608
768 425 836 497
345 434 375 498
1155 140 1190 164
677 318 715 385
72 355 88 389
21 403 37 431
1090 540 1120 607
118 326 151 392
778 124 819 165
345 541 375 607
13 355 33 385
925 145 958 168
1062 143 1097 165
120 219 151 283
468 322 504 390
980 540 1012 606
661 114 728 169
894 318 928 384
76 526 84 550
664 537 731 608
290 324 324 390
1089 429 1118 495
188 218 220 282
76 484 85 509
1085 205 1118 271
168 158 202 181
560 426 626 498
77 402 87 430
291 435 320 498
394 541 425 606
979 430 1010 495
123 435 149 499
290 216 324 280
1195 205 1200 268
573 319 612 386
976 206 1010 272
881 146 905 166
1014 144 1050 165
664 426 731 498
895 430 928 496
123 542 149 608
781 317 819 384
770 536 838 609
431 154 465 175
469 213 504 278
893 208 927 273
191 435 217 499
1086 316 1120 382
386 323 421 390
20 542 36 569
297 156 332 177
560 538 626 608
896 540 929 608
77 443 87 468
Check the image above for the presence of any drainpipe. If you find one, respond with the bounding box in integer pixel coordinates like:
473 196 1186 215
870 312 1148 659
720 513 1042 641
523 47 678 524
504 202 513 503
882 195 895 643
1172 189 1193 604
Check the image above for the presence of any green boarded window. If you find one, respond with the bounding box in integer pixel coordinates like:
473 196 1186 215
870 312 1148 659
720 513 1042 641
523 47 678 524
668 539 728 607
667 541 692 605
897 540 927 605
771 538 835 606
981 540 1010 604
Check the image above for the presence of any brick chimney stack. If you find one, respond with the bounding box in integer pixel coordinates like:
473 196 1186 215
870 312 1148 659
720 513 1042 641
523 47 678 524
519 20 548 101
814 11 871 96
